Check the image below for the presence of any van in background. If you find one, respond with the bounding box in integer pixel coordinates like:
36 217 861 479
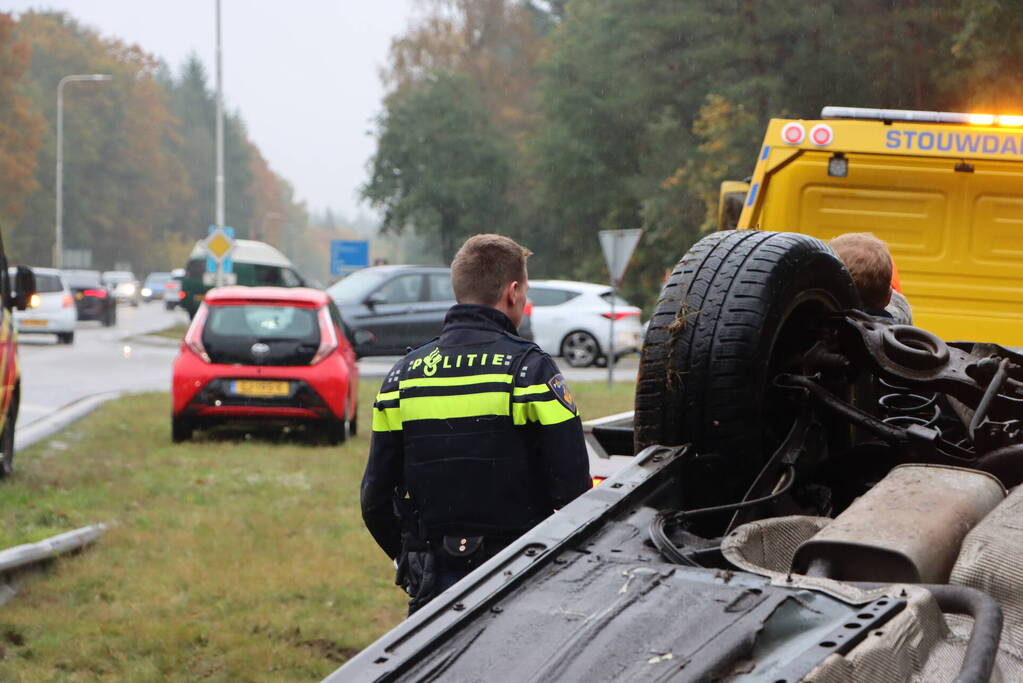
179 240 307 318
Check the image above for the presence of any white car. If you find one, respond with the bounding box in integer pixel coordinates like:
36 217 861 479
10 267 76 344
528 280 643 367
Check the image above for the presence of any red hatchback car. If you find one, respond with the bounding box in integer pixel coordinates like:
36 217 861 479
171 286 359 444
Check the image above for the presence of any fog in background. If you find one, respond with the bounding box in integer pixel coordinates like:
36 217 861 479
5 0 417 222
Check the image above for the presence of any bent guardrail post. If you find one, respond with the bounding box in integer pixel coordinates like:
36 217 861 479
0 523 107 575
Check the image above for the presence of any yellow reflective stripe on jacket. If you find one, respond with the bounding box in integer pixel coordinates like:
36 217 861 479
512 398 577 426
372 406 402 432
512 383 550 397
512 382 577 425
401 391 510 422
399 373 512 389
372 389 402 432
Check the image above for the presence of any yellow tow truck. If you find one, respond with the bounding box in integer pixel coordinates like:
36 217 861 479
726 106 1023 346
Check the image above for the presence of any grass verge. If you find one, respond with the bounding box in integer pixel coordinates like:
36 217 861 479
149 322 189 340
0 379 633 681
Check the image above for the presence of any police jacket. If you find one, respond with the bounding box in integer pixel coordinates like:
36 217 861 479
361 304 591 559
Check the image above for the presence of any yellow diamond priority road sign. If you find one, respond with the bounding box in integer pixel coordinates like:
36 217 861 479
203 226 235 263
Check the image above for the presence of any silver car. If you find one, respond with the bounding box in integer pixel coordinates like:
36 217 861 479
11 267 76 344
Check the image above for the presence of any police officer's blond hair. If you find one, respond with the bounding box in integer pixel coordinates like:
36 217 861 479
828 232 893 309
451 234 532 306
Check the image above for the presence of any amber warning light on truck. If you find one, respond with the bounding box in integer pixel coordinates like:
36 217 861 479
823 106 1023 127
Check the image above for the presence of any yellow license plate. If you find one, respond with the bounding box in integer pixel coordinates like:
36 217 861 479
22 320 47 326
231 380 289 397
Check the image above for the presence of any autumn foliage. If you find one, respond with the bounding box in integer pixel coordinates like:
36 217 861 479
0 13 42 227
366 0 1010 307
0 11 320 277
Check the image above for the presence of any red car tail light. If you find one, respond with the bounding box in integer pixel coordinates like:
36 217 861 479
62 294 73 308
83 288 107 298
601 311 640 321
310 307 338 365
184 306 210 363
177 290 186 300
523 300 533 315
28 294 41 308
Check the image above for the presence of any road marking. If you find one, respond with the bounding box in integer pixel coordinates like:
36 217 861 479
19 403 51 415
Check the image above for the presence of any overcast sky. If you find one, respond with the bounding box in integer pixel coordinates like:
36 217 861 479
6 0 418 222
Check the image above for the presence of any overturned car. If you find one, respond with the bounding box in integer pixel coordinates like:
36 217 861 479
330 231 1023 683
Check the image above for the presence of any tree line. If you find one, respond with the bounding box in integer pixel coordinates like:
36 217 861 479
363 0 1019 306
0 11 342 280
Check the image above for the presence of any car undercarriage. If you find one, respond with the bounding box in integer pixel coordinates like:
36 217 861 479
330 232 1023 683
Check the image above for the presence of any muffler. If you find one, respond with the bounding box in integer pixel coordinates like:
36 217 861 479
791 464 1004 583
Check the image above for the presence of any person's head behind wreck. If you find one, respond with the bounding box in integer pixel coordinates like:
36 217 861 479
828 232 894 317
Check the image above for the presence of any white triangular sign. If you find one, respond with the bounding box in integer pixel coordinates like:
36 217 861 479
598 229 643 284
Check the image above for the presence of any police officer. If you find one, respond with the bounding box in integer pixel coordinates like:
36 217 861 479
361 234 591 614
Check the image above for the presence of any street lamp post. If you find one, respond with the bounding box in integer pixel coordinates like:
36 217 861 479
55 74 112 269
214 0 225 286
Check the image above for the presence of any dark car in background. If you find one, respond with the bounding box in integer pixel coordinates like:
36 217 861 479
63 270 116 326
326 265 532 357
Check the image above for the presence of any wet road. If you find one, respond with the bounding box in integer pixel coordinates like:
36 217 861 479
14 303 639 432
16 302 186 429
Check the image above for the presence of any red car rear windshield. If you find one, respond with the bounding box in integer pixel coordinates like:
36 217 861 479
206 305 317 338
202 304 321 365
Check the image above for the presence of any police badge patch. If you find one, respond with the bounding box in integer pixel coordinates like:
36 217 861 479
547 373 577 414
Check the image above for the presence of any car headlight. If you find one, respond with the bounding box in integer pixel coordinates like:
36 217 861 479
123 284 136 295
141 287 152 297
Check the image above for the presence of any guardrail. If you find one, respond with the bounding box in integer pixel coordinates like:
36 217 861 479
0 524 107 579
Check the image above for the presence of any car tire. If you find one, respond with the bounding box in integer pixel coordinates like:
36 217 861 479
0 391 17 479
348 410 358 437
560 330 601 368
633 231 859 512
324 417 347 446
172 416 194 443
57 332 74 345
103 307 116 327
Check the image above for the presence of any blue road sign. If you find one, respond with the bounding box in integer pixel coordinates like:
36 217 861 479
331 239 369 275
206 225 235 274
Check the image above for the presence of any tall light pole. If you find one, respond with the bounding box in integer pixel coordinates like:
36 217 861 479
214 0 226 285
55 73 112 269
